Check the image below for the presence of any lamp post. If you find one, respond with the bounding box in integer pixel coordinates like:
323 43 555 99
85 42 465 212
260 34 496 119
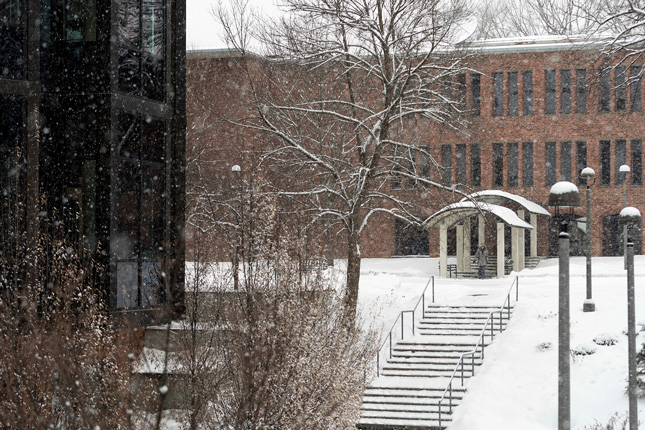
619 207 641 430
620 164 630 268
581 167 595 312
231 164 241 291
548 181 581 430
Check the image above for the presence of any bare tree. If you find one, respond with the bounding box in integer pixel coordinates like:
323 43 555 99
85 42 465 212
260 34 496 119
215 0 474 323
472 0 603 39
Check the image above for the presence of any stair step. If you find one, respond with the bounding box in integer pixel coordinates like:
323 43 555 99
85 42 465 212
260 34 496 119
362 403 455 413
357 417 449 430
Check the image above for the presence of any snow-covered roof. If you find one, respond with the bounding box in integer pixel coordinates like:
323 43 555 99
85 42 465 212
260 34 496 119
461 190 551 216
424 201 534 230
465 34 611 54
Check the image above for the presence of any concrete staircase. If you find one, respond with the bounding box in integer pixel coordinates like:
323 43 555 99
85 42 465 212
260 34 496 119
357 303 514 430
458 255 544 279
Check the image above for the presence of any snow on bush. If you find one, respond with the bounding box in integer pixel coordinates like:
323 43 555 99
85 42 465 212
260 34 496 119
571 343 597 356
594 333 620 346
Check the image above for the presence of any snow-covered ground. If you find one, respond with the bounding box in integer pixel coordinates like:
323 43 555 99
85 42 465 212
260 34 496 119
356 255 645 429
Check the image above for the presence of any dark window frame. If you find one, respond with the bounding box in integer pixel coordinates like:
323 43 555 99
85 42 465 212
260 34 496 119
493 142 504 187
600 140 611 185
616 66 627 112
471 73 481 116
508 72 518 116
471 143 481 187
455 143 467 185
631 66 642 112
576 141 587 185
545 69 556 114
493 72 504 116
523 70 533 115
576 68 587 113
561 69 571 114
632 139 642 185
561 141 572 181
616 139 627 185
508 142 518 187
600 68 611 113
523 141 533 187
546 141 557 186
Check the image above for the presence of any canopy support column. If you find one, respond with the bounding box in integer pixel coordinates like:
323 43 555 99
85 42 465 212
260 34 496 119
478 215 485 247
440 224 448 278
518 209 526 270
512 226 520 272
464 217 472 271
456 224 464 274
497 223 505 278
530 213 538 257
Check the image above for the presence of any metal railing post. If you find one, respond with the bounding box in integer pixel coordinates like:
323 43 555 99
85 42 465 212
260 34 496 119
401 312 404 340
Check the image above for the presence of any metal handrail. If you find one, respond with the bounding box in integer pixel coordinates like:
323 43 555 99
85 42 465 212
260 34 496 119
376 276 434 377
437 276 519 428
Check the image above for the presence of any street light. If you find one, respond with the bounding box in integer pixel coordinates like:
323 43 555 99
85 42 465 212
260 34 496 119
619 206 641 430
548 181 581 430
232 165 241 290
620 164 631 268
581 167 595 312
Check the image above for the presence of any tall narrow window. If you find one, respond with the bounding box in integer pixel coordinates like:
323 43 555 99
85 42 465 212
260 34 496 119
600 140 611 185
545 69 556 114
493 142 504 187
441 144 452 186
546 141 557 186
0 0 25 79
561 69 571 114
442 75 452 111
391 146 401 190
523 141 533 187
600 68 611 112
419 145 430 179
632 139 642 185
456 73 467 112
471 144 481 187
405 149 416 189
471 73 481 116
576 68 587 113
523 71 533 115
456 144 467 184
508 72 518 116
508 142 518 187
576 141 587 185
561 141 572 181
631 66 642 112
493 72 504 116
616 66 627 112
616 139 627 185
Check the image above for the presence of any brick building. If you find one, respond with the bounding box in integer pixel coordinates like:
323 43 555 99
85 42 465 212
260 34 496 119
187 35 644 261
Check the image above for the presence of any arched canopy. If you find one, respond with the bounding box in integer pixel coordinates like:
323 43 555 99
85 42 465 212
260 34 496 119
424 201 533 230
461 190 551 216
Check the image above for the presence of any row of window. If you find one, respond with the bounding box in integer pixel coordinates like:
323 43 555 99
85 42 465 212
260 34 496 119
391 139 644 190
452 67 643 117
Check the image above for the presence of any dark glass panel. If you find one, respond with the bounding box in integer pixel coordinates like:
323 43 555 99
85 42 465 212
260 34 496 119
493 72 503 116
0 96 23 193
600 140 611 185
576 69 587 113
561 141 571 181
118 113 142 159
523 71 533 115
118 0 142 95
142 117 165 162
441 144 451 186
141 163 164 306
493 142 503 187
471 73 481 116
545 70 556 114
508 72 518 116
561 69 571 114
0 0 25 79
471 144 481 187
600 69 610 112
142 0 164 100
508 142 518 187
455 143 466 184
419 145 430 179
632 139 642 186
616 139 627 185
616 66 626 112
546 141 556 186
631 66 642 113
576 141 587 185
64 0 97 42
456 73 466 112
523 141 533 187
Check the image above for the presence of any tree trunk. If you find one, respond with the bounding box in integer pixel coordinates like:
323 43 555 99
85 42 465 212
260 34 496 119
343 231 361 326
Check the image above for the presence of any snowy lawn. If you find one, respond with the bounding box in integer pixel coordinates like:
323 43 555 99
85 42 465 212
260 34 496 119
355 256 645 429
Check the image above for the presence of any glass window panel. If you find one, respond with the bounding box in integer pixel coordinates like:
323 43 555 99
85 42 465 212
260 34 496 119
117 113 142 159
523 71 533 115
471 143 481 187
405 148 416 189
508 72 518 116
493 72 503 116
456 73 466 112
616 66 626 112
456 144 466 184
508 142 518 187
561 141 571 181
546 141 556 186
142 0 164 100
118 0 141 94
600 69 611 112
391 145 401 190
600 140 611 185
576 141 587 185
523 141 533 187
631 66 642 113
0 0 25 79
64 0 97 42
419 145 430 179
142 117 165 162
561 69 571 114
616 139 627 185
0 95 23 195
632 139 642 186
441 144 451 186
576 69 587 113
493 142 503 187
471 73 481 116
545 70 556 114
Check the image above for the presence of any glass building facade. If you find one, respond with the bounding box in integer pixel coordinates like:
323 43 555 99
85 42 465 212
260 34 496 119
0 0 186 323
